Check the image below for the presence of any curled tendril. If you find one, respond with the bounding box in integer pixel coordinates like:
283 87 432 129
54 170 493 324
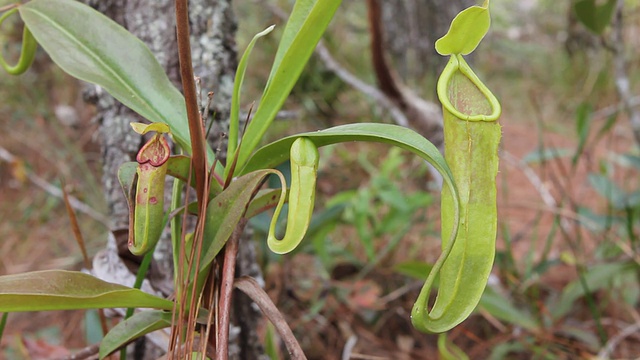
0 8 37 75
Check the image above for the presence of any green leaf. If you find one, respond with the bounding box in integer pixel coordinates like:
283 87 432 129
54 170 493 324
240 122 458 263
555 325 600 352
618 154 640 170
84 310 103 344
198 170 279 276
574 0 617 34
551 262 638 319
522 147 571 164
572 102 593 165
394 261 434 281
595 112 618 141
117 162 137 208
240 124 453 182
18 0 208 159
165 155 223 198
0 270 173 312
99 310 171 359
230 0 342 176
244 189 284 219
228 25 275 160
588 173 629 209
0 313 7 343
488 342 527 360
435 1 491 56
478 287 539 332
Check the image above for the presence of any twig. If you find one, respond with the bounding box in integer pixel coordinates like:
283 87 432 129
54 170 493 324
60 181 110 338
314 41 410 128
62 343 100 360
234 277 307 360
0 145 111 227
501 150 573 234
591 95 640 121
597 321 640 359
341 335 358 360
501 150 557 207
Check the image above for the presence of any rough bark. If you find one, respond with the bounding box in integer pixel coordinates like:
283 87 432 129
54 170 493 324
83 0 264 358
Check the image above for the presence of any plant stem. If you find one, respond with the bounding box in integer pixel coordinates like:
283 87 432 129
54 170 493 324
215 218 247 360
175 0 208 205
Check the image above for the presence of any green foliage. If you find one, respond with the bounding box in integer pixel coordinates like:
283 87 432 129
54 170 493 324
0 270 173 312
99 310 172 358
18 0 198 156
199 169 282 276
479 287 539 332
523 147 572 164
574 0 616 34
228 0 343 176
552 261 639 319
333 148 432 262
228 24 275 157
0 0 508 355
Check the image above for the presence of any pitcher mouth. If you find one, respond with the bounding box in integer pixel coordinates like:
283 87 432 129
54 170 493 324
437 54 501 122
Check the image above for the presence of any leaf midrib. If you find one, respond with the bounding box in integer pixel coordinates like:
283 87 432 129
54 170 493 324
24 5 166 125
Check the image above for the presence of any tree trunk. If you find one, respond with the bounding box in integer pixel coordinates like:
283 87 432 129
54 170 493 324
381 0 475 83
83 0 265 358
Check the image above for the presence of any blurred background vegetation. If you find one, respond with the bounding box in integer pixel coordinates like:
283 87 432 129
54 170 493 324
2 0 640 358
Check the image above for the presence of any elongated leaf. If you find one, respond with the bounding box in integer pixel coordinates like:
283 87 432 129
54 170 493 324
230 0 342 176
99 310 171 359
240 124 453 182
488 342 526 360
18 0 210 159
522 147 571 164
240 123 459 276
228 25 275 158
619 154 640 170
479 287 539 332
572 103 592 165
117 162 137 210
588 173 629 209
0 270 173 312
198 169 279 276
245 188 286 219
165 155 223 197
394 261 435 281
551 262 638 319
